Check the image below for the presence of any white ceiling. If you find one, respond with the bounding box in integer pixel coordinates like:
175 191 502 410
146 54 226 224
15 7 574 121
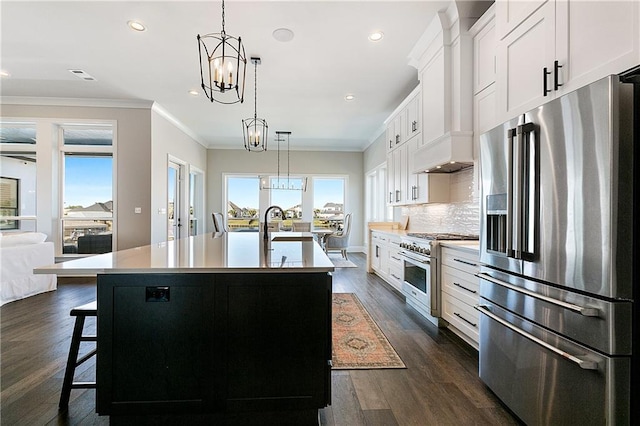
1 1 455 152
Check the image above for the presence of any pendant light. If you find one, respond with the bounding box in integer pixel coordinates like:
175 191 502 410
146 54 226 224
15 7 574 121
242 57 268 152
260 131 307 191
197 0 247 104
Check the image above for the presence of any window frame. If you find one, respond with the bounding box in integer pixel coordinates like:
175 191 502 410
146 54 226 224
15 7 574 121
59 122 117 256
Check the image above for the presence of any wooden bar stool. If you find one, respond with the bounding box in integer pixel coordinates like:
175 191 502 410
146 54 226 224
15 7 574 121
59 301 97 411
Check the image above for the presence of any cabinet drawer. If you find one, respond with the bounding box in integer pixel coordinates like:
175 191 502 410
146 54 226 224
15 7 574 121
371 232 389 243
388 249 403 269
442 293 479 344
441 265 479 307
387 265 403 292
441 247 480 274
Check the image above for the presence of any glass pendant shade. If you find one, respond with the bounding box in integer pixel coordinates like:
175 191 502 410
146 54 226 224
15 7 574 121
197 0 247 104
242 57 268 152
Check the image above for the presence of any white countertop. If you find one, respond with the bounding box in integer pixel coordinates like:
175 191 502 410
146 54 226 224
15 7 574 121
439 240 480 253
35 232 335 275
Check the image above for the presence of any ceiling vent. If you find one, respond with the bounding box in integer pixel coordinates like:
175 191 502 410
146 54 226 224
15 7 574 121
68 69 96 81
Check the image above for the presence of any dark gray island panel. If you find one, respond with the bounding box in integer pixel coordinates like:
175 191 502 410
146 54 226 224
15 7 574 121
97 271 332 422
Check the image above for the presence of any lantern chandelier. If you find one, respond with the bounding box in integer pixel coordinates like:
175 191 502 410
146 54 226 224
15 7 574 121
242 57 268 152
260 131 308 192
197 0 247 104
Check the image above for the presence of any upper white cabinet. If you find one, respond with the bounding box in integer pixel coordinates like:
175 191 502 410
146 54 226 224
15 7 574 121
472 5 496 95
405 94 421 144
420 49 449 145
496 0 547 41
496 0 640 120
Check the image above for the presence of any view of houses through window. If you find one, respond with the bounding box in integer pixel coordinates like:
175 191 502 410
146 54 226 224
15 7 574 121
61 126 114 255
225 175 346 231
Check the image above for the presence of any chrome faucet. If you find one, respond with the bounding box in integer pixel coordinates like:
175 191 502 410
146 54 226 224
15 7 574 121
263 205 285 239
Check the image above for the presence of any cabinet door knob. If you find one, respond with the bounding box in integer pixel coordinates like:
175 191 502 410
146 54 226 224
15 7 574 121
554 60 563 91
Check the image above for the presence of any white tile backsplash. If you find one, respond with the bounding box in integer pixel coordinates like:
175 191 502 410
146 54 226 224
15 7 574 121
401 168 480 235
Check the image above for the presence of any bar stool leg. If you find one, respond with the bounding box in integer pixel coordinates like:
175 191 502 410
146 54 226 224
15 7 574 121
59 315 86 411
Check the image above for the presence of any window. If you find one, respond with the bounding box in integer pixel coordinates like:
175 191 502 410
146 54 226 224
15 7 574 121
61 125 114 255
0 122 37 232
269 177 303 230
0 177 19 230
313 177 345 230
226 176 260 231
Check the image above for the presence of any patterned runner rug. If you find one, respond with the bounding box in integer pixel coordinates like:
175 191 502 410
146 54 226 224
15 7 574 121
332 293 406 369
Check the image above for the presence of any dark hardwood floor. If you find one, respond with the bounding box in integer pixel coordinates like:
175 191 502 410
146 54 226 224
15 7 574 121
1 254 520 425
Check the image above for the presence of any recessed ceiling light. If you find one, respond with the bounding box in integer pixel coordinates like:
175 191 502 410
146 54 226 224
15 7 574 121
128 20 146 32
0 70 10 78
368 31 384 42
188 90 199 96
344 94 355 101
273 28 294 42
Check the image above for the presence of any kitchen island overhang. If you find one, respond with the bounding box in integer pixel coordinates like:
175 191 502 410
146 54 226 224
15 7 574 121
36 232 334 424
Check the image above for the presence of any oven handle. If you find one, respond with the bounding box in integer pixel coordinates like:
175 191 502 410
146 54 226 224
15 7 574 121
399 251 431 265
476 273 599 317
475 304 598 370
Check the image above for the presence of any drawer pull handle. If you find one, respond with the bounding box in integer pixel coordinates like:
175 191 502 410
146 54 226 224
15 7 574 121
476 273 599 317
391 256 401 261
454 258 478 267
391 274 400 280
475 304 599 370
454 312 477 327
453 282 477 294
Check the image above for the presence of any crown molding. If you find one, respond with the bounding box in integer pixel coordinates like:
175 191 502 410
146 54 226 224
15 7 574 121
150 103 207 148
0 96 153 109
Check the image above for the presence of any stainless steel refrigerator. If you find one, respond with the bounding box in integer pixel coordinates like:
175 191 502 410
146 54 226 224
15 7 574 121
478 75 636 425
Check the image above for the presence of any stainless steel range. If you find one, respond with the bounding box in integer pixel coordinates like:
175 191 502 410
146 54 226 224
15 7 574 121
399 233 478 325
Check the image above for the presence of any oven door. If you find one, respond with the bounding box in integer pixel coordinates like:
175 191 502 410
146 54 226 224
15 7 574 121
400 252 434 315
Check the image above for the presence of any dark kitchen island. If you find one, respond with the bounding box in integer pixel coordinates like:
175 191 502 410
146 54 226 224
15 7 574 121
36 232 334 425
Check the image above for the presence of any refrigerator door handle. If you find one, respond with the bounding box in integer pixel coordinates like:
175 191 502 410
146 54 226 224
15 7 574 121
512 125 525 259
475 304 599 370
476 273 600 317
519 122 537 259
506 128 517 258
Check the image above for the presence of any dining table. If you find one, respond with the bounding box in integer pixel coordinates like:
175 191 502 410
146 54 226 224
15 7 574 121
311 228 334 248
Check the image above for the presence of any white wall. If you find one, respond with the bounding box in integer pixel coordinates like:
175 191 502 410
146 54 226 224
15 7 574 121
150 109 208 244
1 103 152 251
207 149 365 250
363 132 386 173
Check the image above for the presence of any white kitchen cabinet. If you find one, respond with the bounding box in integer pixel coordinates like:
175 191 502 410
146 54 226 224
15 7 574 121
440 244 480 349
497 0 640 121
385 123 395 153
420 49 448 146
406 138 450 205
388 139 449 206
370 231 403 292
472 5 496 95
405 93 421 144
495 0 547 41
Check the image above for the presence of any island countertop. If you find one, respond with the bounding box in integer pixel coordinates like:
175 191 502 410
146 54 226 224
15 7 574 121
35 231 335 275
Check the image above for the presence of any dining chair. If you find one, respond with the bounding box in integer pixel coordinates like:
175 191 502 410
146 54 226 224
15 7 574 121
324 213 352 259
212 212 228 233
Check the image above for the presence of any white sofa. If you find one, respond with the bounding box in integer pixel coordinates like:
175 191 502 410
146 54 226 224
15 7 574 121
0 232 57 306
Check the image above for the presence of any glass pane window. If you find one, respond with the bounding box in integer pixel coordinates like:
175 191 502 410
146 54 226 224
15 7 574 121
270 177 303 231
313 178 345 230
62 154 113 253
227 176 260 231
0 153 37 231
0 123 36 144
63 127 113 146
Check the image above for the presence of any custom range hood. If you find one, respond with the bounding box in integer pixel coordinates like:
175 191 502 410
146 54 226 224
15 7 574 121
407 2 484 174
411 131 474 173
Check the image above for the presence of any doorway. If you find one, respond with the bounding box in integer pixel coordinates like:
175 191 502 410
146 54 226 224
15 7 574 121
168 160 183 241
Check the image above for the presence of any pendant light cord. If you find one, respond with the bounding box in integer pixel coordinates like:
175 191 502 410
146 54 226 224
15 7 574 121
254 61 258 119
